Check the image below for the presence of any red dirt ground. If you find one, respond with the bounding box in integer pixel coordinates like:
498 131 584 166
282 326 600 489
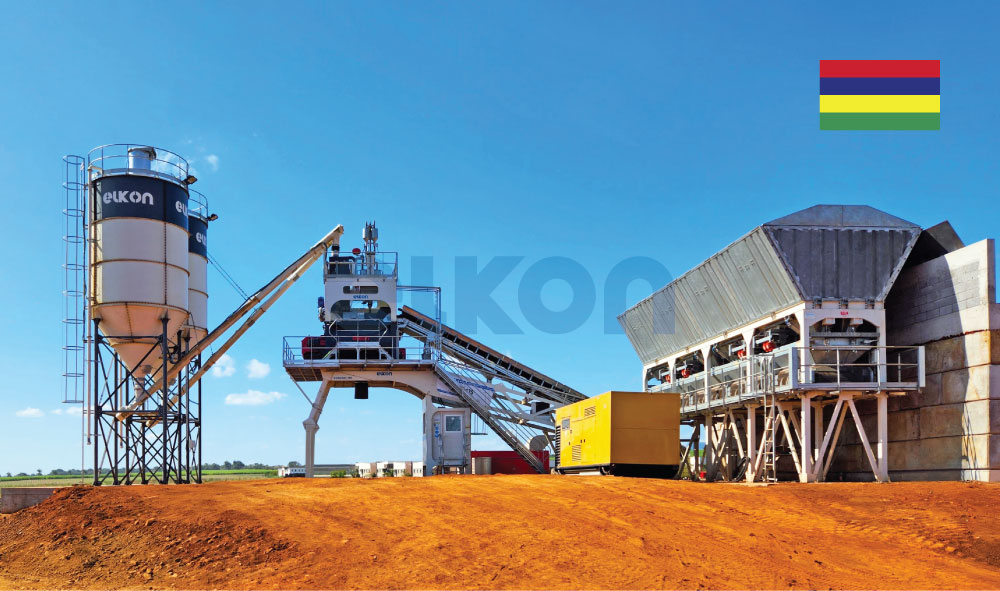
1 476 999 589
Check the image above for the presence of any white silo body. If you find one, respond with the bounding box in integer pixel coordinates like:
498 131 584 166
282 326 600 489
186 212 209 346
89 145 190 375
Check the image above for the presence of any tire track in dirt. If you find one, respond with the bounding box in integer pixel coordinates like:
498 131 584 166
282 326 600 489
1 477 999 589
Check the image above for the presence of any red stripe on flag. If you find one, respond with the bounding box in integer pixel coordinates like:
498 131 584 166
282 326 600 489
820 60 939 78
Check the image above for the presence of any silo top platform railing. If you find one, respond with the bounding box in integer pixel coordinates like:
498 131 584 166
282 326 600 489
188 189 208 219
324 251 398 278
650 345 925 415
87 143 190 184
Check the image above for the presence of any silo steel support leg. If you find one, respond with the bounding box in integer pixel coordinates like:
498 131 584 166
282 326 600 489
92 321 101 486
161 318 169 485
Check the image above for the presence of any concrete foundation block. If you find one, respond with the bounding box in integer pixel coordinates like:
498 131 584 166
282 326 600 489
925 331 998 374
918 399 999 439
834 434 994 473
919 434 993 471
887 408 920 442
833 468 999 482
0 487 58 513
917 372 944 407
887 469 962 482
831 443 875 473
888 439 924 472
941 364 1000 404
888 392 922 411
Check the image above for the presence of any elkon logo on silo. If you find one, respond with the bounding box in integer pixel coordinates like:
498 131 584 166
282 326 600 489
102 189 155 205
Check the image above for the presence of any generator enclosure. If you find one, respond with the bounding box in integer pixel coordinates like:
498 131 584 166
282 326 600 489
555 391 680 477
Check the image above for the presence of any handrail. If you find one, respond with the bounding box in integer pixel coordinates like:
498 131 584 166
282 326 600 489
283 334 437 363
87 143 189 184
675 345 924 414
324 250 398 278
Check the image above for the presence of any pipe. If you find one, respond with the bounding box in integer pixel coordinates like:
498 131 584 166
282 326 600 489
116 225 344 420
145 249 328 426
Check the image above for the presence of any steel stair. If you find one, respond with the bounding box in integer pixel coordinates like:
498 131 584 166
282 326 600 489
399 306 587 473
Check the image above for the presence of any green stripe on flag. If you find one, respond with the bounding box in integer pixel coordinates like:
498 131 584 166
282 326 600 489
820 113 939 130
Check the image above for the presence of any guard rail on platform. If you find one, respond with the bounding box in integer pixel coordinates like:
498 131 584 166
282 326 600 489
650 345 925 415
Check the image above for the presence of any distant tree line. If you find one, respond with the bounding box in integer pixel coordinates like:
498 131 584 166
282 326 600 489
2 461 281 479
199 461 276 471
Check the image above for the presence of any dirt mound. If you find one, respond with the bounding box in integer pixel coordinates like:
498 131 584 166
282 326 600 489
1 476 999 589
0 485 297 589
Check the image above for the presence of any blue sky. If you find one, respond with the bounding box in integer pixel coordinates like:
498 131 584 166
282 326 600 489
0 2 997 474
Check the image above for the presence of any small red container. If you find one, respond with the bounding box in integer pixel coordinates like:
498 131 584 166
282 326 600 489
471 450 550 474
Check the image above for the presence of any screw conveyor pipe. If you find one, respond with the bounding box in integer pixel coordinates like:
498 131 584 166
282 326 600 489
115 225 344 421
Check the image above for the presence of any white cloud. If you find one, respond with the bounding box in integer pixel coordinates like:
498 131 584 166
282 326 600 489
212 354 236 378
66 406 82 416
16 407 43 418
49 408 62 415
246 358 271 379
204 154 219 172
224 390 287 406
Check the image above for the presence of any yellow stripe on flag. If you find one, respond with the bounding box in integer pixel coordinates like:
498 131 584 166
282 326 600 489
819 95 940 113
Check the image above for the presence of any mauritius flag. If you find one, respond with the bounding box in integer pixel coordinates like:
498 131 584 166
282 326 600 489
820 60 940 130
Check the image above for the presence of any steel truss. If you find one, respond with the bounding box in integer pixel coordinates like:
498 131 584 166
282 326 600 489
92 318 202 485
399 307 587 473
288 305 587 475
689 390 893 483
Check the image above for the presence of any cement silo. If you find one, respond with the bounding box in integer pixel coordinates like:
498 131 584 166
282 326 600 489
186 190 209 346
88 144 191 376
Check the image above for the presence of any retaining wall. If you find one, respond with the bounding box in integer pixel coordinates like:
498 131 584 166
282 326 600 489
0 487 59 513
829 239 1000 481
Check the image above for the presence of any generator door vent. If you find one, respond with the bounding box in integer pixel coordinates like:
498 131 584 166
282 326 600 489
583 406 596 418
571 445 582 462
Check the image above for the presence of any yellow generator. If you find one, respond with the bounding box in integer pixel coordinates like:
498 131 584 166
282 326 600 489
554 391 680 477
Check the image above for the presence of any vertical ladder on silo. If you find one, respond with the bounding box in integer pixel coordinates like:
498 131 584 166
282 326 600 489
62 155 87 404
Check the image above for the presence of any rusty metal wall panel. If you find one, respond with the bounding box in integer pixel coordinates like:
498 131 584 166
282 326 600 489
618 228 802 365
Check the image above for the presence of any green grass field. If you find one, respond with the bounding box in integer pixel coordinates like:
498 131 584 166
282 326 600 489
0 470 277 488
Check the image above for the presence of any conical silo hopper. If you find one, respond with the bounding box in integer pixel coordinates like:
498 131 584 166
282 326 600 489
88 145 191 376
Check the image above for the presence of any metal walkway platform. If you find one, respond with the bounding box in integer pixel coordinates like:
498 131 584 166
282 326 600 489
283 306 587 473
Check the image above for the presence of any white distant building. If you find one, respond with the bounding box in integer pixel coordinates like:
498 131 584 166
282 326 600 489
356 462 376 478
278 466 306 478
359 461 425 477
